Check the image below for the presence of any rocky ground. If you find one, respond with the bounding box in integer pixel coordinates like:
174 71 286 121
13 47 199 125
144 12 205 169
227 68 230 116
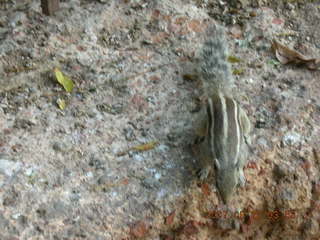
0 0 320 239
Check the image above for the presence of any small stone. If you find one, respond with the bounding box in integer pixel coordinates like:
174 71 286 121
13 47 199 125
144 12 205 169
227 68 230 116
154 173 161 180
0 158 21 177
11 213 21 220
52 141 72 153
286 3 295 10
273 164 287 180
97 174 110 185
133 153 144 162
2 187 20 206
282 132 302 146
86 109 97 118
88 156 105 170
142 177 160 189
85 171 93 178
123 127 135 141
280 188 295 200
157 144 169 152
9 12 27 27
256 137 270 149
25 167 35 176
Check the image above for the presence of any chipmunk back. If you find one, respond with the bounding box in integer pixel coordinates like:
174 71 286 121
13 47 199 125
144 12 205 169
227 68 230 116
197 25 251 203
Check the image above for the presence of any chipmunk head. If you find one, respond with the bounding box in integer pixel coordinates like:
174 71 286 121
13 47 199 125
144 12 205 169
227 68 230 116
214 159 239 203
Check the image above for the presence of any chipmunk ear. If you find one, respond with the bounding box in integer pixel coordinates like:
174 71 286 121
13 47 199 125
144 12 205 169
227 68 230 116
214 158 221 170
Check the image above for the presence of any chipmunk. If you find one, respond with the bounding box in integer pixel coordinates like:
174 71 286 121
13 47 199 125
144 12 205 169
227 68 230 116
196 25 251 203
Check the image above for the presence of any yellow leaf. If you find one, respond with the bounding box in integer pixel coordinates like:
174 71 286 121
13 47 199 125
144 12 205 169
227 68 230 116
232 68 244 75
228 56 241 63
57 98 66 110
116 141 159 157
54 68 74 92
131 141 159 152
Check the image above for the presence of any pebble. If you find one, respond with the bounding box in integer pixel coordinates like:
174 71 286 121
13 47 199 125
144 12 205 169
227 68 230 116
133 153 144 162
154 172 161 180
52 141 72 153
0 158 21 177
273 164 288 180
9 12 27 28
256 137 269 149
281 188 295 201
282 132 302 146
157 144 169 152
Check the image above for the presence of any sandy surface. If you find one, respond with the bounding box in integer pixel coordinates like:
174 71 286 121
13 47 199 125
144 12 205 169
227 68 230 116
0 0 320 239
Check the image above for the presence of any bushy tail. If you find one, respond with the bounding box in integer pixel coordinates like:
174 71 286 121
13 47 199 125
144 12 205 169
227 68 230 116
199 25 234 96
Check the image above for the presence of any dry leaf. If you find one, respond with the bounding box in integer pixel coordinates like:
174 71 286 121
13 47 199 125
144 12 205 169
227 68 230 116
117 141 159 156
165 211 176 225
271 39 320 70
233 68 245 75
131 141 158 152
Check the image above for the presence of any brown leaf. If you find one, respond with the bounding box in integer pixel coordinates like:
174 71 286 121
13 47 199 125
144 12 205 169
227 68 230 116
165 211 176 225
130 221 148 238
181 221 199 235
271 39 320 70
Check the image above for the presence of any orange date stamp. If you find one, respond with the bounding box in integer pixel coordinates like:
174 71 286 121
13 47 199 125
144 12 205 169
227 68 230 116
206 209 297 221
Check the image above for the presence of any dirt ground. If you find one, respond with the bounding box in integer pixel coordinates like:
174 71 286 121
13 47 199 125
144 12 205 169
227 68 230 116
0 0 320 239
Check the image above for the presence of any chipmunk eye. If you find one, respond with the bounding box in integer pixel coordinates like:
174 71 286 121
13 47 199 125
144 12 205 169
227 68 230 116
213 163 218 171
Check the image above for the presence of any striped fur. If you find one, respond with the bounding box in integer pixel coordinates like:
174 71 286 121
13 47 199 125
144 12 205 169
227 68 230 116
207 94 243 170
205 93 250 203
